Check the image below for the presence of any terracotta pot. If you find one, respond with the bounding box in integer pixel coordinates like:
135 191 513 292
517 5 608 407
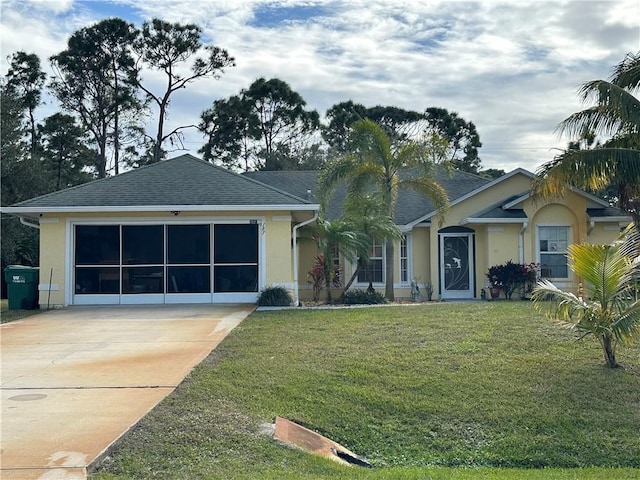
490 287 501 299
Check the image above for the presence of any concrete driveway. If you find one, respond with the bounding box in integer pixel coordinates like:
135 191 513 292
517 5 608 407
0 304 254 480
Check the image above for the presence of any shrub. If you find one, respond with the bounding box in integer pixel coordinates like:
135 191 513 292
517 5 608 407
257 286 293 306
487 261 538 299
341 288 387 305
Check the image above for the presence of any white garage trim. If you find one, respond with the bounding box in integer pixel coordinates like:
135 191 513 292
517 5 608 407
67 216 265 305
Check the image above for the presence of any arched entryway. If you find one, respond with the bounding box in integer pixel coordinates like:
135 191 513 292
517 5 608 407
438 226 476 299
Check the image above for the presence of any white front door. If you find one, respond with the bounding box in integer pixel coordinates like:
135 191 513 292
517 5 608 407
439 233 474 299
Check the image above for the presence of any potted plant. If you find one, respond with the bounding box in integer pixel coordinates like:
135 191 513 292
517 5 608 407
486 264 503 299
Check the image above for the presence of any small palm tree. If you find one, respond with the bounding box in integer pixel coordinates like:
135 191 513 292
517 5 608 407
532 225 640 368
306 218 368 303
532 52 640 224
318 119 450 300
340 193 403 295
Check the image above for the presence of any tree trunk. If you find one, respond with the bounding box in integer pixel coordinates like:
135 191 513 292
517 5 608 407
29 107 37 159
56 155 63 190
324 260 333 304
600 334 618 368
342 264 361 296
97 135 108 178
153 100 167 163
385 240 395 301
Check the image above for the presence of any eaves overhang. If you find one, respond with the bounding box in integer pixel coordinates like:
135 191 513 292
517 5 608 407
460 217 528 225
2 203 320 216
502 188 610 210
587 215 633 223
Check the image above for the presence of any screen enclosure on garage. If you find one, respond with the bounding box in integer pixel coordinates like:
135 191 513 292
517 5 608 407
73 222 261 304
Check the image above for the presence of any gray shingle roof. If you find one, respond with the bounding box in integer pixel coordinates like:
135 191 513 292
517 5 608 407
587 207 630 219
246 168 491 225
9 154 312 209
465 194 528 220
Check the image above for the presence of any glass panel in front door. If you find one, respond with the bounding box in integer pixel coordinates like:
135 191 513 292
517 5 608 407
443 236 470 291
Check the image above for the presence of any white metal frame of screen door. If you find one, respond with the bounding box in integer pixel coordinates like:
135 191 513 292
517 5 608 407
439 233 475 299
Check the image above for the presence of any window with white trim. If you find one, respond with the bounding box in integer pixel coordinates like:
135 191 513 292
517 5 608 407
331 245 341 285
538 226 570 279
400 235 409 283
357 239 384 284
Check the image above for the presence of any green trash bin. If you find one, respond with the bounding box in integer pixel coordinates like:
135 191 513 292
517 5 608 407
4 265 39 310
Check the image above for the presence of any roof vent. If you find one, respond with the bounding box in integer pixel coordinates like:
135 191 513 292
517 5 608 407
306 189 313 199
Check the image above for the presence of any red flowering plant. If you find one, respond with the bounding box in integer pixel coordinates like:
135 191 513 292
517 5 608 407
487 261 539 300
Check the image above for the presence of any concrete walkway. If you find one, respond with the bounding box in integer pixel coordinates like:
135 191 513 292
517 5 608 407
0 304 254 480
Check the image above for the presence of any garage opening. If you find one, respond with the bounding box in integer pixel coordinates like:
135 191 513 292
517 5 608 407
73 222 260 305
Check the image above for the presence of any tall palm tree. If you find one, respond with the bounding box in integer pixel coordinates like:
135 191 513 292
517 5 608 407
531 225 640 368
318 119 450 300
532 52 640 224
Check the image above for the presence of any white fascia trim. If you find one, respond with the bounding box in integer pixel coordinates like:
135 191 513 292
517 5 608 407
2 204 320 215
588 216 633 223
404 168 534 229
502 193 530 209
460 217 528 225
502 188 609 209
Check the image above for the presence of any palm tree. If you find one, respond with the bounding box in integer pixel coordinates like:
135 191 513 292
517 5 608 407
531 225 640 368
532 52 640 224
340 193 403 295
306 218 368 303
318 119 450 300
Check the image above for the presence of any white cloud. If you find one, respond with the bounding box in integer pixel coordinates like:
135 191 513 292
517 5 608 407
1 0 638 174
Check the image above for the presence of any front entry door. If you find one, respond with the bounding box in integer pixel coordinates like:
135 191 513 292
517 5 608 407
439 233 474 299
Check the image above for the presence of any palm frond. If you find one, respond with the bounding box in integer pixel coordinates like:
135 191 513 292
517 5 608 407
567 243 610 294
617 223 640 258
317 155 363 212
610 51 640 91
563 81 640 135
532 147 640 202
401 176 450 224
532 279 589 325
611 300 640 343
350 119 392 167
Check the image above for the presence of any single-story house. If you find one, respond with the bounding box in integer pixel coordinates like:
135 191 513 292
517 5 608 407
2 154 631 307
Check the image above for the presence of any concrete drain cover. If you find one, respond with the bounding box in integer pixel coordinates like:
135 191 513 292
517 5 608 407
273 416 371 467
8 394 48 401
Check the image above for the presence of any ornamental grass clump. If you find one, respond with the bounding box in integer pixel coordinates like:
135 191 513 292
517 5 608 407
257 285 293 307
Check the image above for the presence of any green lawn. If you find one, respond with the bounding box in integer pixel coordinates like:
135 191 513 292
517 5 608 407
0 298 40 323
93 302 640 479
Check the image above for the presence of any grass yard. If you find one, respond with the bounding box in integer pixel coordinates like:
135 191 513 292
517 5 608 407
94 302 640 479
0 298 40 323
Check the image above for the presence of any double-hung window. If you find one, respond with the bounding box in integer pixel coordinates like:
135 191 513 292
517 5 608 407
400 235 409 284
538 226 570 279
357 239 384 284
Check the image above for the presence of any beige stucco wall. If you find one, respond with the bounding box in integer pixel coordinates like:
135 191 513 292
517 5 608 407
587 222 627 245
411 227 431 286
296 236 319 300
265 215 294 289
419 174 627 298
38 217 67 307
423 173 531 297
36 210 301 306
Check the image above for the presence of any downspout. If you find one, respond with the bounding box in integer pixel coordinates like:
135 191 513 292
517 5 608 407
518 221 528 264
20 216 40 229
292 211 319 306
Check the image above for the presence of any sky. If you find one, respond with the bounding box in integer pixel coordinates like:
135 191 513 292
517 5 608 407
1 0 639 174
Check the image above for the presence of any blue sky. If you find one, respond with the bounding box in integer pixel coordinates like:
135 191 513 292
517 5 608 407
1 0 639 174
